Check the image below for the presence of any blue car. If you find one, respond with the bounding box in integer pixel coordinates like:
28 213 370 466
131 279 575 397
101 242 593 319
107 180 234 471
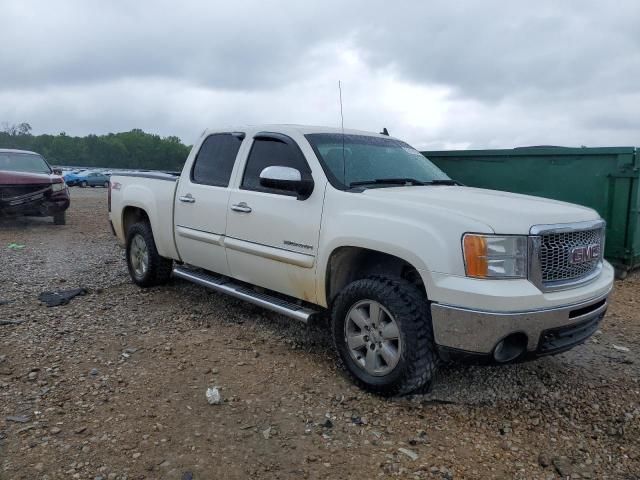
78 171 110 188
63 170 87 186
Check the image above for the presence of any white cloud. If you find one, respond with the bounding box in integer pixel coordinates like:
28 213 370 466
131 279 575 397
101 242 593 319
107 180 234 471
1 0 638 150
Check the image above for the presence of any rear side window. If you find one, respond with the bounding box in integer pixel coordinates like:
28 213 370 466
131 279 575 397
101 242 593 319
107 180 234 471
191 133 243 187
241 137 310 195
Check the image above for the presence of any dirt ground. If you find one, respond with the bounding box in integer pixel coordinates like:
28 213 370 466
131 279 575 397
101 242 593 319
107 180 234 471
0 188 638 480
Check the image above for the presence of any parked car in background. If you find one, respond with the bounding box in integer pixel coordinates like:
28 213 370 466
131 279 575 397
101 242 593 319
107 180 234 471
63 169 89 186
79 171 110 188
0 149 70 224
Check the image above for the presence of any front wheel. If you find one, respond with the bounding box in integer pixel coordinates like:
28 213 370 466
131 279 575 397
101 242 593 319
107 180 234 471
126 222 173 287
331 276 438 396
80 181 88 188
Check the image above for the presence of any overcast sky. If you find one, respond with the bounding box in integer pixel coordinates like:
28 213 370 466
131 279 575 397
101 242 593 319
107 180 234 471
1 1 639 149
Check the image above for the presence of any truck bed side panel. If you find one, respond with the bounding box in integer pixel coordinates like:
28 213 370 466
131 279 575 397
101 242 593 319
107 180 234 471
110 174 180 261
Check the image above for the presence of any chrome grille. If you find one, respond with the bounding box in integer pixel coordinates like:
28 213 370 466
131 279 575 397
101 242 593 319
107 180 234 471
539 227 603 283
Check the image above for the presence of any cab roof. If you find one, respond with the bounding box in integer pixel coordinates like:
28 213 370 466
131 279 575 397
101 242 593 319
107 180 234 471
201 124 397 140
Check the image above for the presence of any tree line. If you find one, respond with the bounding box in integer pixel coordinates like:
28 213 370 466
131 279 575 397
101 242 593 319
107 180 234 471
0 123 191 171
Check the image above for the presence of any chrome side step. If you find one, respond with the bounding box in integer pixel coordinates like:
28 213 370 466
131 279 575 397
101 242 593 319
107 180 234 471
172 266 318 323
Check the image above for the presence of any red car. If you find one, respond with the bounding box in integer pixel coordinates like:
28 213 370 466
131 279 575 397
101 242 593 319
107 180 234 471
0 149 70 225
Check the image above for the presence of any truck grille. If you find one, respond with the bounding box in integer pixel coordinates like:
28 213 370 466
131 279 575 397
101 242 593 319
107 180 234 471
0 184 51 202
539 227 604 283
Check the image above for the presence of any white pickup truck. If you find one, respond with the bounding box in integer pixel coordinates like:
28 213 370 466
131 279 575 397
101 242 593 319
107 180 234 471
109 125 614 395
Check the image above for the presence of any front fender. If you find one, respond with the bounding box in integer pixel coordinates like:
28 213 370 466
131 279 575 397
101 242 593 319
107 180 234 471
316 188 493 306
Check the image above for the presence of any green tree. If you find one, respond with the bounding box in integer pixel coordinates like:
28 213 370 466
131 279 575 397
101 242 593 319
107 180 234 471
0 123 191 170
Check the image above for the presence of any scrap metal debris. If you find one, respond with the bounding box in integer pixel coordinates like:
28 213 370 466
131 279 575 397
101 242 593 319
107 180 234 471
613 344 631 353
6 415 30 423
38 287 88 307
0 320 24 326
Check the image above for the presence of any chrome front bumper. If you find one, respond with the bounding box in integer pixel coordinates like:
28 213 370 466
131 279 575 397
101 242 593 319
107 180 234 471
431 289 610 356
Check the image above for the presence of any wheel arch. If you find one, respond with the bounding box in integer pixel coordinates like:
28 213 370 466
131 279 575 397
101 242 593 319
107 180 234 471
122 206 150 238
120 203 177 259
323 246 427 308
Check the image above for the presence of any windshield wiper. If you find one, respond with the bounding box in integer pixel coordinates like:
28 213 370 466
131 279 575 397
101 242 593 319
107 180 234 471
422 179 460 186
349 178 427 188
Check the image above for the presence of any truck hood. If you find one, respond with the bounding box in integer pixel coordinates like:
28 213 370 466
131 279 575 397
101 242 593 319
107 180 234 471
362 186 599 234
0 170 60 185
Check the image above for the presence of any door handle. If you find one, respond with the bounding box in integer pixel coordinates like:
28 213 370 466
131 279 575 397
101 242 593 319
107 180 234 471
231 202 252 213
179 194 196 203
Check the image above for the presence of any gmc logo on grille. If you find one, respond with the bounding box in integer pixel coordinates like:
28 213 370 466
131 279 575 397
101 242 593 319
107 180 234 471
570 244 601 264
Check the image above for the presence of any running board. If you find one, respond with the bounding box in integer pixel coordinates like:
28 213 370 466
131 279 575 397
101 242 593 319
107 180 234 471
172 266 318 323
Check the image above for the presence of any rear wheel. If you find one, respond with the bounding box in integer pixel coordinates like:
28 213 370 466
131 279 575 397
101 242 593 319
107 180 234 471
126 221 173 287
53 212 66 225
331 275 438 396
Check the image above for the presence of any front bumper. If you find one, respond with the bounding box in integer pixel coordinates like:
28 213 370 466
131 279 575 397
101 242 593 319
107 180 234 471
0 188 70 216
431 288 611 359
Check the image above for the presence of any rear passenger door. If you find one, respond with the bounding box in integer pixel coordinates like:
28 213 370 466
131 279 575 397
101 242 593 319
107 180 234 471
225 133 325 302
174 132 244 276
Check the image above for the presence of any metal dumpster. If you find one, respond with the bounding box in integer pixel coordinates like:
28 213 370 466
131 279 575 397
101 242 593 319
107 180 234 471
422 147 640 278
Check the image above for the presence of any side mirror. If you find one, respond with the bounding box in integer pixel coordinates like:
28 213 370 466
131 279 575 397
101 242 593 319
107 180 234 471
52 168 63 176
259 166 314 200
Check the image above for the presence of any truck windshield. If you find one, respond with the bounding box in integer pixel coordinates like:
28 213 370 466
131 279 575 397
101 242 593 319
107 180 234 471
305 133 451 190
0 152 52 174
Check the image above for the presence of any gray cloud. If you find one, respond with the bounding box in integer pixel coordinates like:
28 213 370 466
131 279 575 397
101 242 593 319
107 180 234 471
1 1 351 90
1 0 638 149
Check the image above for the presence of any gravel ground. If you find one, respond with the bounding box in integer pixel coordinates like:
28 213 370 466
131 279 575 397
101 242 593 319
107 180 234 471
0 188 638 480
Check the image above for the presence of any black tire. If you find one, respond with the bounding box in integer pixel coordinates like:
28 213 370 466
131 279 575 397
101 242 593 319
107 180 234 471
331 275 439 396
126 221 173 287
80 181 88 188
53 212 66 225
104 181 109 188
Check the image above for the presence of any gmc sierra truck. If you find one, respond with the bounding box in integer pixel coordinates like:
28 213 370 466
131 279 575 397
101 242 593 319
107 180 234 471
108 125 614 395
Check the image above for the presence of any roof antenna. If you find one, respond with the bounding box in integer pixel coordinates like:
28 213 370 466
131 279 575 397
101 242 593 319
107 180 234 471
339 80 346 188
380 127 389 136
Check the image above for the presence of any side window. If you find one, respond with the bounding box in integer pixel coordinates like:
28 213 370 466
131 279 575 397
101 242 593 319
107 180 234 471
241 137 310 195
191 133 243 187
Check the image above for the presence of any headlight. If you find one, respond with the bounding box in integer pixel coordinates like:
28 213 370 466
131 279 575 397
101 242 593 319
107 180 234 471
51 182 66 192
463 234 528 278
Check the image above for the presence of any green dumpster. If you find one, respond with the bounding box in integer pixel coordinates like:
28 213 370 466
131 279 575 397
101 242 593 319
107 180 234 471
422 147 640 277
